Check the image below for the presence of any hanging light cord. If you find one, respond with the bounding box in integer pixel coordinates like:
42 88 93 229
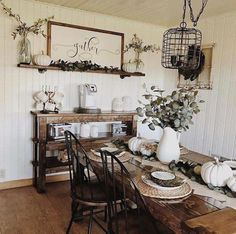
187 0 208 26
180 0 187 28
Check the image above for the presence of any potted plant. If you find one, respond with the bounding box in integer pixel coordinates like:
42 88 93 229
123 34 160 72
137 87 204 164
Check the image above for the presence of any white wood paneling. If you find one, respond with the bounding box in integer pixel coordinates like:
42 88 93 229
165 12 236 160
0 0 165 182
34 0 236 27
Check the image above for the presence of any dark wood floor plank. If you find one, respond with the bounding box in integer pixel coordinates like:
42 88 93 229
0 182 104 234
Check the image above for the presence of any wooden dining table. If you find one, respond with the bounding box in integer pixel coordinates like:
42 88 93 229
80 140 236 234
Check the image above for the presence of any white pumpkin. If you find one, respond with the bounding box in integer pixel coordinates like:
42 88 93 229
128 136 145 153
122 61 136 73
201 157 233 187
227 176 236 192
33 51 51 66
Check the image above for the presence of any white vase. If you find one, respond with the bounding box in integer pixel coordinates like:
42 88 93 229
157 127 180 164
80 122 90 138
112 98 123 112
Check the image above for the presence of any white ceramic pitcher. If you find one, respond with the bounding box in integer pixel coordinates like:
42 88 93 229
157 127 180 164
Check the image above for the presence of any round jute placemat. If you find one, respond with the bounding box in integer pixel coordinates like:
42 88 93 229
133 174 192 200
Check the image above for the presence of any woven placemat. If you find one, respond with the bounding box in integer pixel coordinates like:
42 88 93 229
88 151 132 163
134 174 192 200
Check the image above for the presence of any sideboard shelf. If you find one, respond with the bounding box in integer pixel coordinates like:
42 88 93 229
31 111 137 193
18 64 145 79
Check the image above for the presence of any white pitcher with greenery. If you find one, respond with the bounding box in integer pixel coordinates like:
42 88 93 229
137 87 204 164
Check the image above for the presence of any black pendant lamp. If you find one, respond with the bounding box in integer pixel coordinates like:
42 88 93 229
161 0 208 70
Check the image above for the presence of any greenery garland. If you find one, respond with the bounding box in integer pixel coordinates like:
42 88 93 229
50 60 119 72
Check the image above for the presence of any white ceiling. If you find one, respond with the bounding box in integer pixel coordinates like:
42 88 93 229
35 0 236 26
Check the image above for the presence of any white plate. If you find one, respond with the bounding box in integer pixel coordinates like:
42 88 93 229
91 147 125 158
151 171 175 181
141 175 183 191
224 160 236 169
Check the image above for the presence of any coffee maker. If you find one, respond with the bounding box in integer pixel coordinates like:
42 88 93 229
76 84 101 113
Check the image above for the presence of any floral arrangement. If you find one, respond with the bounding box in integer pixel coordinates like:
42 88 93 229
0 2 54 39
124 34 160 54
137 86 204 132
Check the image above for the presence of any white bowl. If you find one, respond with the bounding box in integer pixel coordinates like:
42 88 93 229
151 171 175 181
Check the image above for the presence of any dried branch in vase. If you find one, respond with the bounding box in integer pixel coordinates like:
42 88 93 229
124 34 160 54
0 1 54 39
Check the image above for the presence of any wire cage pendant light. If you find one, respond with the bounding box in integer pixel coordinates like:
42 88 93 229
161 0 208 70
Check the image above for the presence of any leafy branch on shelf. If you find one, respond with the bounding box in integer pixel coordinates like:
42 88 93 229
0 1 54 39
50 60 119 72
124 34 160 54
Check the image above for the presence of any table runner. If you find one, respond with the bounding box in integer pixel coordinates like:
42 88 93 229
132 156 236 210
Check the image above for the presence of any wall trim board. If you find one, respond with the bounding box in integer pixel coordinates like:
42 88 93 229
0 174 69 191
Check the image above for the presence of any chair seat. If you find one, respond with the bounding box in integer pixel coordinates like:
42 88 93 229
110 208 158 234
73 181 107 206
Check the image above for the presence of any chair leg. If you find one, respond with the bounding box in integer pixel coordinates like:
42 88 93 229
66 201 79 234
88 208 94 234
104 206 107 222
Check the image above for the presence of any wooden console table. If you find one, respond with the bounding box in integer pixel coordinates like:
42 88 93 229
31 111 137 192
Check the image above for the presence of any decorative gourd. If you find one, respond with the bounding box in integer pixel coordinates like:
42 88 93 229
201 157 233 187
128 136 145 153
122 61 136 73
33 51 51 66
140 143 157 156
227 176 236 192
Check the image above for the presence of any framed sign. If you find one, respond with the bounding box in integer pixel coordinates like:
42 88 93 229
177 43 215 90
47 21 124 68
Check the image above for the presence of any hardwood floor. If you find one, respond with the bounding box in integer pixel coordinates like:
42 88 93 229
0 181 104 234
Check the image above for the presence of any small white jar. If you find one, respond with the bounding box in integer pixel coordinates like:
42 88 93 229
80 122 90 138
112 98 123 112
122 96 132 111
90 125 99 138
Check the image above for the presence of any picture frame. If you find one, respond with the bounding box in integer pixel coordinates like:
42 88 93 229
177 43 215 90
47 21 124 68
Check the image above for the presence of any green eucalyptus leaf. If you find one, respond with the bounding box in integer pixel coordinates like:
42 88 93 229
145 104 152 112
171 91 177 97
136 107 144 117
143 94 152 100
145 111 154 117
156 97 163 105
190 102 197 108
172 101 180 110
152 119 159 126
148 123 155 131
174 119 180 127
142 118 148 124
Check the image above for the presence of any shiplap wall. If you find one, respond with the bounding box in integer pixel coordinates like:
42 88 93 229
0 0 166 182
164 12 236 160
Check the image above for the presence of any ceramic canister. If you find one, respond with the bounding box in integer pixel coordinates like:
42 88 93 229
112 98 123 112
90 125 99 138
80 122 90 138
122 96 132 111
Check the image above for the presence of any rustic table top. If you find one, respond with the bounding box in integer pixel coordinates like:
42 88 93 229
81 142 236 234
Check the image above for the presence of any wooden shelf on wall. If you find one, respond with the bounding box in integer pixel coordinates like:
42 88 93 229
18 64 145 79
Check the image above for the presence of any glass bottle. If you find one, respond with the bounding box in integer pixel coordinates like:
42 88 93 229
18 35 31 64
